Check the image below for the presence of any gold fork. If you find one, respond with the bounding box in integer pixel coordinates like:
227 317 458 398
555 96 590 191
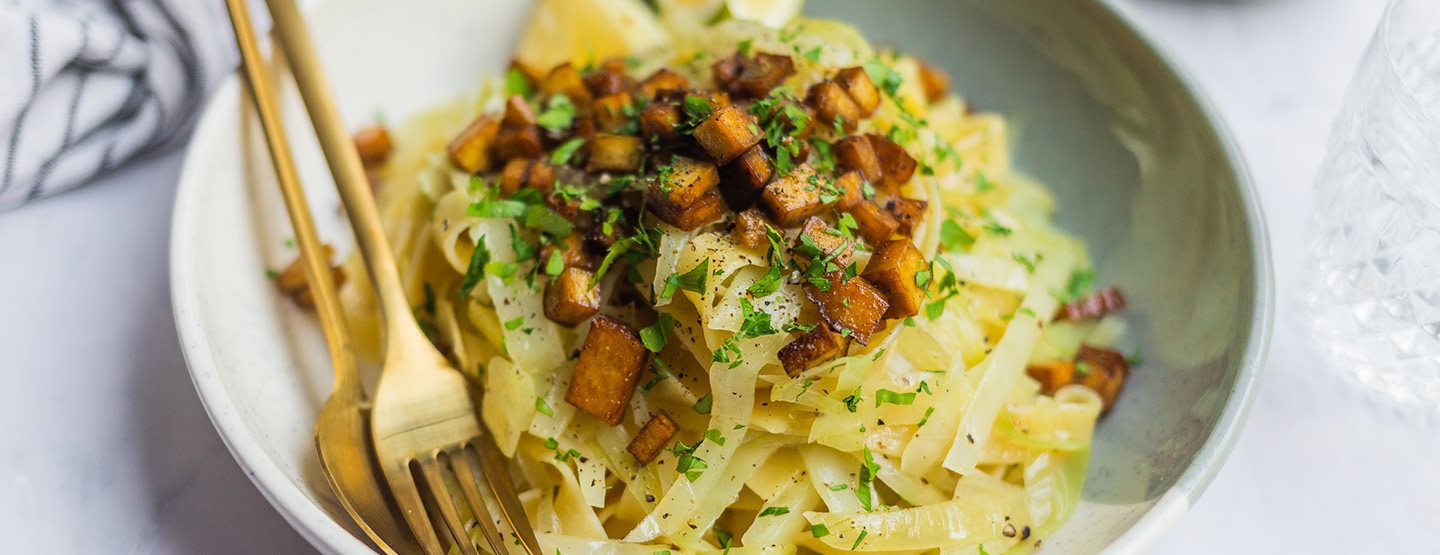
246 0 542 553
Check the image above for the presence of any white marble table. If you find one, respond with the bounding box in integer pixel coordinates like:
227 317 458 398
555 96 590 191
3 1 1437 553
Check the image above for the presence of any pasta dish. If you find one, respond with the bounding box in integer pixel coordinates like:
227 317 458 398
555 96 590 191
314 1 1136 552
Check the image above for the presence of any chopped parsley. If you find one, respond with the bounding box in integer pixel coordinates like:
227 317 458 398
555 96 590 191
544 248 565 276
1013 252 1041 273
503 316 525 330
842 387 862 413
1075 360 1093 377
852 530 869 550
504 68 533 98
535 397 554 417
938 220 974 251
660 259 710 301
758 506 790 517
639 312 677 353
550 137 585 165
692 393 713 415
803 45 822 62
875 388 917 407
747 264 784 297
459 239 491 299
1059 268 1095 303
917 406 936 427
735 298 779 339
863 59 903 97
535 93 577 132
670 439 709 482
855 447 880 511
810 524 831 538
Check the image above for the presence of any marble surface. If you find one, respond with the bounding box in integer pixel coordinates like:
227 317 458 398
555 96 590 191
1 1 1435 553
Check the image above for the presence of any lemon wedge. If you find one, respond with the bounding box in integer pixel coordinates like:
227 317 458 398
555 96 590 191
725 0 804 28
515 0 670 71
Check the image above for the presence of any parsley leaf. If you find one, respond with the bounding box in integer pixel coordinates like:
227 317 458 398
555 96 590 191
875 389 917 407
863 59 903 97
855 447 880 511
459 239 490 299
536 94 576 132
692 393 713 415
939 220 974 251
639 313 677 353
747 264 783 297
758 506 790 517
735 298 778 339
504 316 525 330
810 524 830 538
660 260 710 301
504 68 533 98
544 249 565 276
917 406 936 427
1059 268 1095 303
523 205 574 237
551 137 585 165
535 397 554 416
803 46 822 62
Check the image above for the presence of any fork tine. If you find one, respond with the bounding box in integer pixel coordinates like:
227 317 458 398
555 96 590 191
388 465 447 555
475 434 542 555
446 446 508 555
416 458 480 555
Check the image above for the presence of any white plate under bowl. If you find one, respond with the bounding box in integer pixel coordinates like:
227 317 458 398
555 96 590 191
171 0 1272 553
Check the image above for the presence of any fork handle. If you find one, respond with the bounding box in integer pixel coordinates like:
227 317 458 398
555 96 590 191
261 0 419 339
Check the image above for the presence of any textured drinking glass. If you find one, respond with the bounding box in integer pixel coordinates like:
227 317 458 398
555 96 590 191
1309 0 1440 411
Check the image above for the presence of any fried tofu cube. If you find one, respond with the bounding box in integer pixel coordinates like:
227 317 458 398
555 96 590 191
718 146 774 209
500 158 556 196
353 126 392 166
1026 361 1075 395
592 92 634 134
760 164 828 227
868 134 917 192
693 104 762 164
833 171 865 211
639 103 682 141
835 67 881 116
627 412 680 464
539 234 596 272
501 95 536 128
1076 345 1129 413
651 190 724 231
885 197 928 237
795 216 855 268
835 135 882 184
805 80 861 133
539 63 593 106
586 134 645 173
1055 286 1127 322
640 68 691 99
564 315 649 424
917 60 951 103
584 69 632 97
861 239 927 319
804 273 890 344
495 126 543 161
646 157 724 230
715 52 797 98
778 325 844 376
544 267 602 327
447 115 500 173
731 207 772 251
850 200 899 244
274 244 345 310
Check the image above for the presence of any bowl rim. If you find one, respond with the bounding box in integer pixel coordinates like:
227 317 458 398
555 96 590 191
169 1 1274 553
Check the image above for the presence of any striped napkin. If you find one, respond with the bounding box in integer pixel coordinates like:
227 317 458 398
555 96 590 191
0 0 233 211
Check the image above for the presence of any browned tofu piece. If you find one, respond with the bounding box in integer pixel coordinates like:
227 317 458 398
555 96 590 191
727 53 796 98
540 234 597 271
546 192 584 223
639 103 682 141
693 104 762 164
885 197 928 237
1076 345 1129 413
584 69 632 97
1055 286 1127 322
640 68 691 99
275 245 346 310
805 81 861 133
645 156 723 227
835 135 882 184
759 164 828 227
711 52 744 89
353 126 392 166
778 324 844 377
804 273 890 344
544 267 602 327
718 146 774 210
447 115 500 173
585 208 627 251
731 207 772 251
917 60 950 103
564 315 649 424
586 134 645 173
539 63 593 106
794 216 855 268
501 95 536 128
868 134 917 192
1026 360 1075 395
649 189 725 231
496 100 542 162
861 239 927 319
627 412 680 464
500 158 557 196
508 59 545 87
850 200 899 244
834 67 881 116
833 171 865 211
592 92 634 134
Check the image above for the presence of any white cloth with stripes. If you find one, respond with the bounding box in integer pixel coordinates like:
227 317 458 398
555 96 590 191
0 0 232 211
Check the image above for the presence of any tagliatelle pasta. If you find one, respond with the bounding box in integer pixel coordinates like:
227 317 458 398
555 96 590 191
334 1 1139 553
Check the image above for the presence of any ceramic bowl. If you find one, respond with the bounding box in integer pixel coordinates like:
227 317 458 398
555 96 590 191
171 0 1272 552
